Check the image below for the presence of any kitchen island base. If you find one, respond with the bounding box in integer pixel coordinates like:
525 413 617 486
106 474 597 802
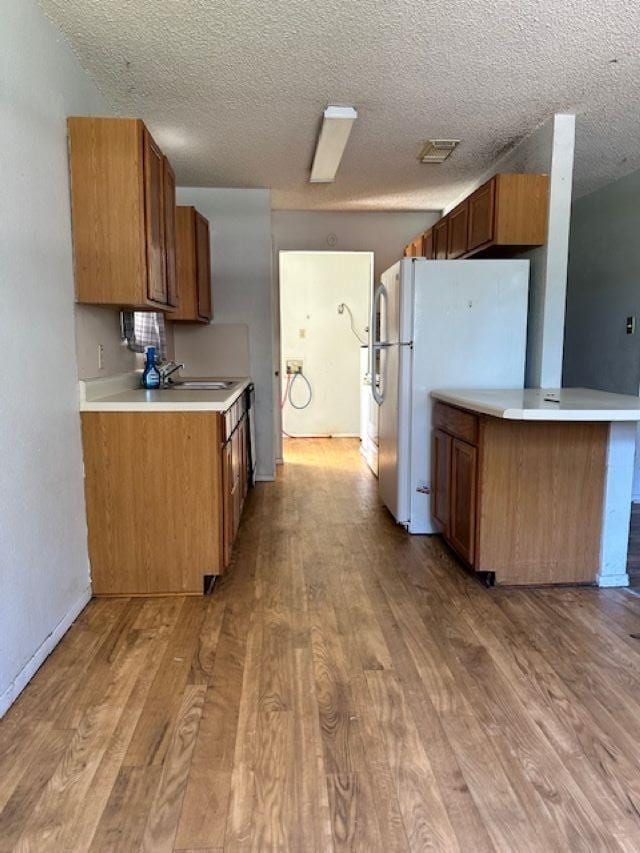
432 400 616 586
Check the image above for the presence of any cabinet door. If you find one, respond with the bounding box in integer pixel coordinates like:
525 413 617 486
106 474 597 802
467 179 495 253
163 157 179 308
431 429 451 533
434 219 449 259
143 128 167 304
422 229 434 259
449 438 477 565
232 427 242 537
411 236 423 257
447 202 469 259
195 212 212 321
222 439 234 568
403 244 412 258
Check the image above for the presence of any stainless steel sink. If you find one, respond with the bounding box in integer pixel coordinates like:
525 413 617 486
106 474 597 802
165 380 237 391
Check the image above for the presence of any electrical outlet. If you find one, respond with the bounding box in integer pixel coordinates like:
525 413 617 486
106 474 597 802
286 359 303 375
97 344 105 371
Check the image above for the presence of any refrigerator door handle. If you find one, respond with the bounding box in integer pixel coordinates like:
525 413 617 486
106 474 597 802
370 282 387 405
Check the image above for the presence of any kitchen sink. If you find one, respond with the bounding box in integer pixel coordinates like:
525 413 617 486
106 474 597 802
166 380 237 391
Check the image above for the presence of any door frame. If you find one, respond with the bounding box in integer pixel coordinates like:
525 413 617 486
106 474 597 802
273 250 374 463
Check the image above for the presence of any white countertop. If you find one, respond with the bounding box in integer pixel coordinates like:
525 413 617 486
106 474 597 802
79 372 250 412
431 387 640 421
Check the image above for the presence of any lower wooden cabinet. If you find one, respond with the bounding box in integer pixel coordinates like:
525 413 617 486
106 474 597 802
431 401 608 585
81 395 249 595
448 438 477 564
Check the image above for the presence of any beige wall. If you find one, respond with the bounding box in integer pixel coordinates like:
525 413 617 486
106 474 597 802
172 323 250 377
75 305 136 379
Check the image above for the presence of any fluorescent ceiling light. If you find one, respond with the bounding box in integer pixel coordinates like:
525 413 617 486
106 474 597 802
310 106 357 183
418 139 460 163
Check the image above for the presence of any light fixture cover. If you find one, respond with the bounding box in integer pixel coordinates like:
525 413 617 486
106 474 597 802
310 106 358 183
419 139 460 163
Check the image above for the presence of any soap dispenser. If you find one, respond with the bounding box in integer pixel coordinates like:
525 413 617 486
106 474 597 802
141 346 161 389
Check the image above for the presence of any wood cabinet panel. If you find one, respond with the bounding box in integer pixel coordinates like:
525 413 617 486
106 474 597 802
196 212 212 321
173 206 212 323
493 173 549 247
449 439 477 565
422 229 434 259
68 117 147 307
447 202 469 259
433 402 478 445
467 179 495 252
431 429 451 534
82 412 223 595
476 419 606 584
163 157 178 309
434 219 449 259
143 128 167 305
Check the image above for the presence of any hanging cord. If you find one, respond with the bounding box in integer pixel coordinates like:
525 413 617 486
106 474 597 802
338 302 368 345
287 371 313 410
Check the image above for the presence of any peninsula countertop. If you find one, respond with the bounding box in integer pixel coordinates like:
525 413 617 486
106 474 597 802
79 372 250 412
430 387 640 422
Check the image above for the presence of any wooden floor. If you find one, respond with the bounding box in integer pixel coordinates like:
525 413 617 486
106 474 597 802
2 438 640 852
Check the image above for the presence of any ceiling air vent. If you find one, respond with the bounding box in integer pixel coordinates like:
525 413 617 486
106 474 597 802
418 139 460 163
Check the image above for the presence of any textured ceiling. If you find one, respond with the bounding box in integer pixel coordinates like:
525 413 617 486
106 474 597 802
40 0 640 210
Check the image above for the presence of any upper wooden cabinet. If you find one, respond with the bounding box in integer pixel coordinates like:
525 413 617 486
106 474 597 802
67 117 178 311
403 172 549 262
163 158 179 309
447 201 469 259
467 178 495 252
434 218 449 259
422 228 434 259
172 206 213 323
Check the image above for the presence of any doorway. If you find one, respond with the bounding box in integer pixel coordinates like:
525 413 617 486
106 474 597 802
278 251 373 447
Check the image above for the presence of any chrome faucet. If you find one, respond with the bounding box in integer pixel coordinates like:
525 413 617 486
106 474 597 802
159 361 185 386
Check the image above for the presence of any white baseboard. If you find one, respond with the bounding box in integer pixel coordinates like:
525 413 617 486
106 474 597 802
0 586 92 719
597 573 629 588
255 474 275 482
282 433 360 438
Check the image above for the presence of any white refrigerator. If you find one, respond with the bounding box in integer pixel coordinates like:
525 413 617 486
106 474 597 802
370 258 529 534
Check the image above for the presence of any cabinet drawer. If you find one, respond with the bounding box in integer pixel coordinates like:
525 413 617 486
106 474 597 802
223 396 246 442
433 402 478 445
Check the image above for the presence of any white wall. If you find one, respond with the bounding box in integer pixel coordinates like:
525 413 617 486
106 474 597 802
280 253 371 436
444 114 576 388
173 188 275 480
0 0 103 715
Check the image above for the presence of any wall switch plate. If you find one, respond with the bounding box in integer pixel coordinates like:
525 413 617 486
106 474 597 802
286 358 303 375
97 344 105 370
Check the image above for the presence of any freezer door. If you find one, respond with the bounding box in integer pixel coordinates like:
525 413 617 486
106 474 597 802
376 261 413 524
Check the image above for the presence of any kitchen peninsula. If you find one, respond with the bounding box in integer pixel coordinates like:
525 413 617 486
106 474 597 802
430 388 640 587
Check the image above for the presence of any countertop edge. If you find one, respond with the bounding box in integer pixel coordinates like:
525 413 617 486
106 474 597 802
430 390 640 422
79 378 250 413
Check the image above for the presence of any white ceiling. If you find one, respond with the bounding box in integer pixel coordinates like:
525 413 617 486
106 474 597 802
40 0 640 211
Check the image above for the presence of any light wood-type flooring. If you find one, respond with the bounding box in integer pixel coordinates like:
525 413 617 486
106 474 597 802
2 438 640 851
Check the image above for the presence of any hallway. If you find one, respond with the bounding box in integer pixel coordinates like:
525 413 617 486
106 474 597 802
2 439 640 850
